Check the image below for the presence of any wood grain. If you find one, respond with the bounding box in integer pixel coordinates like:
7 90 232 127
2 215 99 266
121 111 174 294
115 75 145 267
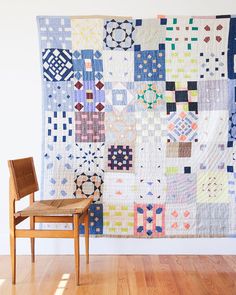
15 198 92 217
8 157 93 285
0 255 236 295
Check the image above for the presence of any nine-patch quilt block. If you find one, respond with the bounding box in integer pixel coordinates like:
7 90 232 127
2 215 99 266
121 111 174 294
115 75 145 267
38 15 236 237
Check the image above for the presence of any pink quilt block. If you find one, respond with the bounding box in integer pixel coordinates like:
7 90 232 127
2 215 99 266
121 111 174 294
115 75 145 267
134 203 165 237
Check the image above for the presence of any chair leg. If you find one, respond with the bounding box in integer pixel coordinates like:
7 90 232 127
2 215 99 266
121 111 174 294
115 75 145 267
84 210 89 264
73 214 80 286
10 231 16 284
30 216 35 263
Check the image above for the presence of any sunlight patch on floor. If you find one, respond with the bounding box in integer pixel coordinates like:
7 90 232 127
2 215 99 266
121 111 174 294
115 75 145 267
0 279 6 287
54 273 70 295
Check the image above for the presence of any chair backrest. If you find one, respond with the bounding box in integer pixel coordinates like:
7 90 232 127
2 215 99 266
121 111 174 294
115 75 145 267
8 157 39 200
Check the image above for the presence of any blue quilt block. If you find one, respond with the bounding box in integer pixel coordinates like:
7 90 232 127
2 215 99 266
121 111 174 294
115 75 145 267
228 111 236 141
80 204 103 235
134 50 165 81
228 79 236 112
42 48 74 82
72 50 103 81
46 111 74 143
38 16 72 49
44 81 75 111
228 17 236 79
74 80 105 112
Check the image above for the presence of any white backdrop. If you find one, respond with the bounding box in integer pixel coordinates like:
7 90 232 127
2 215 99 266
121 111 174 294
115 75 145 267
1 0 236 255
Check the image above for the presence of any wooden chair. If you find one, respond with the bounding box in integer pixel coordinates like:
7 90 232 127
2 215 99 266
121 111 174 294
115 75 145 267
8 157 93 285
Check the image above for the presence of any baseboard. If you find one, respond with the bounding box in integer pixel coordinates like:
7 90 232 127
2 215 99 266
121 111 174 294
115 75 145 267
1 232 236 255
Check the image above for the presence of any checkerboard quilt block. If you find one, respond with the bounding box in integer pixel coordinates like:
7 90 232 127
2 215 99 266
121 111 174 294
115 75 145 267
38 15 236 237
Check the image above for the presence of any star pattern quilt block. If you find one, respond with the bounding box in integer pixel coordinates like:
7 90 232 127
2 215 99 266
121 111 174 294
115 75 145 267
38 15 236 238
135 81 165 111
103 19 135 51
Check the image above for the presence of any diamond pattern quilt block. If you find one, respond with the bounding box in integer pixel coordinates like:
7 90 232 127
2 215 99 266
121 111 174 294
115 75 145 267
42 48 74 82
43 169 75 199
167 111 198 142
74 80 105 112
134 50 165 81
43 142 74 171
134 203 165 237
105 82 135 112
165 204 196 236
42 143 75 198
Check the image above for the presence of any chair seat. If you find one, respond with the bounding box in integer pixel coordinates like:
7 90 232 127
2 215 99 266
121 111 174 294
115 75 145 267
15 198 93 217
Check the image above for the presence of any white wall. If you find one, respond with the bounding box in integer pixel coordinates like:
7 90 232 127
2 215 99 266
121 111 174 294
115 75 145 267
1 0 236 255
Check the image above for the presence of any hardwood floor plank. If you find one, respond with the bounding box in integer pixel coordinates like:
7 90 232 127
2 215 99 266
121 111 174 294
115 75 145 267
1 255 236 295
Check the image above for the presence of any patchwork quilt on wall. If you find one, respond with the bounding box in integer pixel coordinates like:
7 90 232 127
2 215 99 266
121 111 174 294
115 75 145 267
37 15 236 238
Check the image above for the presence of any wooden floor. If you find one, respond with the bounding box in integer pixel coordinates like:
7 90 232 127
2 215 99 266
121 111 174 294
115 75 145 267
0 255 236 295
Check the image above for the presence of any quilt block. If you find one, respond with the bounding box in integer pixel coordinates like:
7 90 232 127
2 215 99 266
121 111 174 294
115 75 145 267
38 15 236 237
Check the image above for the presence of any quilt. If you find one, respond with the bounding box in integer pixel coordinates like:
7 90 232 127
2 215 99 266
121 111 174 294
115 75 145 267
37 15 236 238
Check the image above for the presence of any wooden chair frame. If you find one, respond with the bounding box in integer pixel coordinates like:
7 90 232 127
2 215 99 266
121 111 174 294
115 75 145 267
8 157 91 286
